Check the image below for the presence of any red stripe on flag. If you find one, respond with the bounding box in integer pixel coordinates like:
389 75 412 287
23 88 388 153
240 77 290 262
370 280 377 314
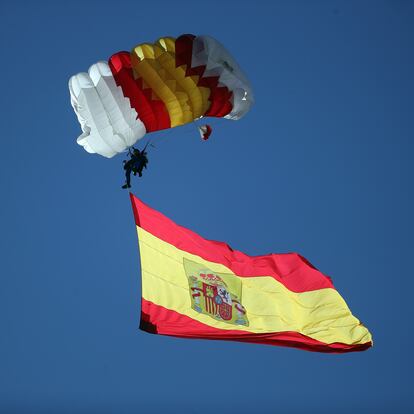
130 194 334 293
140 299 371 353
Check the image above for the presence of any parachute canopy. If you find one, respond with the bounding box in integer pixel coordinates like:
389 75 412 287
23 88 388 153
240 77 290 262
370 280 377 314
69 34 254 158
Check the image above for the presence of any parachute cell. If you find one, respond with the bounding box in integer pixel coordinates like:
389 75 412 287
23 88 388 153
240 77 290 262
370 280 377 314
69 61 146 158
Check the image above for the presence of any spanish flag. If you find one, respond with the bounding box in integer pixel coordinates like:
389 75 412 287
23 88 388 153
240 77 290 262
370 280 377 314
130 194 372 353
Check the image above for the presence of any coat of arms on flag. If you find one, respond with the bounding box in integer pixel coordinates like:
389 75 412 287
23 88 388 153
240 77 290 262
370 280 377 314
184 258 249 326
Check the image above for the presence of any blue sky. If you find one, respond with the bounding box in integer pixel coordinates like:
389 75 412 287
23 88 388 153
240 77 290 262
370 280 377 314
0 0 413 412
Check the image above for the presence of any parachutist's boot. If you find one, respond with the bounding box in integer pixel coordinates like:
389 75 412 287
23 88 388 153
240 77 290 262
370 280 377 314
122 183 128 189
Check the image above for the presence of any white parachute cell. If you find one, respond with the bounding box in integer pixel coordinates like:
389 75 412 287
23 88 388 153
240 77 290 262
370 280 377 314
69 61 146 158
191 36 254 120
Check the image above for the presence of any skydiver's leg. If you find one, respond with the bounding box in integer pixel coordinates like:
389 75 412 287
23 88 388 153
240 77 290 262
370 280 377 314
135 161 143 177
122 168 132 188
126 168 131 187
140 159 147 176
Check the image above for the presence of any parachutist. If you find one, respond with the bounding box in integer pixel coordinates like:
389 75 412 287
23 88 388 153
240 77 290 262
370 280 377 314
122 147 148 189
